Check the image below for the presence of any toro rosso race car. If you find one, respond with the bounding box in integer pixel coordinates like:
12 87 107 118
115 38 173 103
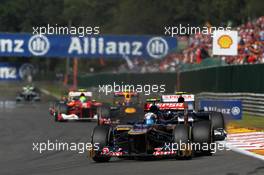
16 85 40 102
89 94 226 162
49 90 102 122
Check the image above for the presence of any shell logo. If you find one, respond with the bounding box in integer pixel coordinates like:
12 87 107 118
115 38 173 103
217 35 233 49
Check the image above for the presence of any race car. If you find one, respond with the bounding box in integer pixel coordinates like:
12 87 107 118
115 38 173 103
112 91 139 106
16 85 40 102
89 94 226 162
106 91 143 124
144 92 195 112
145 94 226 141
49 90 103 122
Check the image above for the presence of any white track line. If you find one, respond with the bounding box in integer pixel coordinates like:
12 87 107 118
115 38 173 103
228 145 264 161
222 132 264 161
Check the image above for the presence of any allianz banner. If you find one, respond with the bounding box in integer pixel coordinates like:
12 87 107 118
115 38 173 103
0 63 21 80
0 63 34 80
0 33 177 59
200 99 242 120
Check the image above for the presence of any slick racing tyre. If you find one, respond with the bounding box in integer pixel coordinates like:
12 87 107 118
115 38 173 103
173 124 192 159
91 125 112 162
209 112 225 130
58 103 68 114
192 121 213 156
55 103 68 122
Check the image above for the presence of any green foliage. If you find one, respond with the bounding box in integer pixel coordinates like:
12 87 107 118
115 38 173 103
0 0 262 34
230 113 264 130
244 0 264 20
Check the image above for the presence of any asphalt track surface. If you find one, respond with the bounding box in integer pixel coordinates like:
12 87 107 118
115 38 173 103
0 94 263 175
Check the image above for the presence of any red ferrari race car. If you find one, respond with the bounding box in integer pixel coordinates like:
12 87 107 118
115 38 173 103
49 90 103 122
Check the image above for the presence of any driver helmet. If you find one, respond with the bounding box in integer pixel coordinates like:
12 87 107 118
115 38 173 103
144 112 157 125
79 93 86 103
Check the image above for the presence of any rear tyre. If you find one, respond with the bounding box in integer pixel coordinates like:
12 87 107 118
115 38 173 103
91 125 112 162
192 121 213 156
173 124 192 159
209 112 225 130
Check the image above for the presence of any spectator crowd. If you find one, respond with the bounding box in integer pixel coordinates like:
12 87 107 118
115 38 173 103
115 16 264 73
183 16 264 65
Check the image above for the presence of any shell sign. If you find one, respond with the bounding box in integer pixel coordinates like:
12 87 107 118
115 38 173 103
213 30 238 56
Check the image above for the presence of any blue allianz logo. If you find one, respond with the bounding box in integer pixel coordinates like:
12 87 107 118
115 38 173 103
147 37 169 59
231 106 240 116
28 35 50 56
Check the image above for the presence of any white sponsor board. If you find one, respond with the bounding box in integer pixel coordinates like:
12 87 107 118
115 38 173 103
161 95 195 102
68 91 92 97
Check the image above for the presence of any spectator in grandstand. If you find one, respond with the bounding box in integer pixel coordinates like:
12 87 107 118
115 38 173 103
182 16 264 65
115 16 264 73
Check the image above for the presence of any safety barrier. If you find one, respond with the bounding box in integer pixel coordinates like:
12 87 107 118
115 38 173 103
196 92 264 116
179 64 264 93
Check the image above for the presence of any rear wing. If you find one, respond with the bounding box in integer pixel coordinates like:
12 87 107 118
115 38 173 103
161 94 195 103
68 91 92 97
145 103 186 111
157 103 185 110
145 98 160 103
114 92 138 97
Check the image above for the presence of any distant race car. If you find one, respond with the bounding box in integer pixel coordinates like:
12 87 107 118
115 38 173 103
49 90 103 122
101 91 143 125
16 85 40 102
90 93 226 162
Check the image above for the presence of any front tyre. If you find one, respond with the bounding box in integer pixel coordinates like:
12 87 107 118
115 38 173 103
91 125 112 162
55 103 68 122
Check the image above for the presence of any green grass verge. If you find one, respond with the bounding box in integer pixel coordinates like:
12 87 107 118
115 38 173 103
38 82 113 105
37 81 68 99
229 113 264 130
